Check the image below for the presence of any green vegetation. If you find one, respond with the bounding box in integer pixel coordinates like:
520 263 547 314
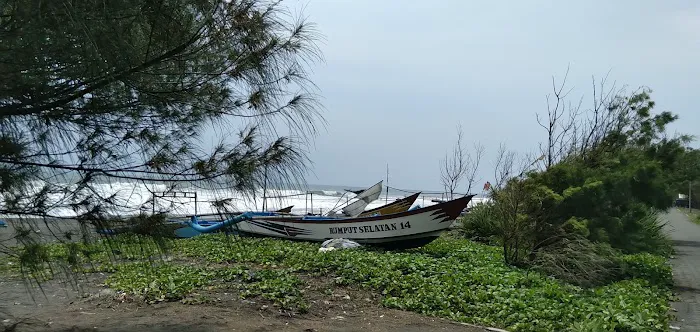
454 81 694 330
461 84 693 290
0 234 674 331
684 208 700 225
106 263 211 303
104 262 309 311
669 148 700 209
620 253 672 287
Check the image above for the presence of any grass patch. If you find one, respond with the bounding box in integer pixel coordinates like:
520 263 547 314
684 208 700 225
104 261 309 311
177 235 672 332
105 262 209 303
0 234 173 279
621 253 673 287
1 234 673 332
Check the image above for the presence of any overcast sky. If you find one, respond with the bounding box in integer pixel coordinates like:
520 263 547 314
285 0 700 191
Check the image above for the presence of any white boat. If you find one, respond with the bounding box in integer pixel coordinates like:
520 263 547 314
179 194 475 248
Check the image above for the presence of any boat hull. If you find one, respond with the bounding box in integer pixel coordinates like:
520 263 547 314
237 229 442 249
228 195 473 248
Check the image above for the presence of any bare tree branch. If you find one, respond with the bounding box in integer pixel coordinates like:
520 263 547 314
439 125 483 199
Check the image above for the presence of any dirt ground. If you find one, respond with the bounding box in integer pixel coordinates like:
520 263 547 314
0 219 496 332
1 271 493 332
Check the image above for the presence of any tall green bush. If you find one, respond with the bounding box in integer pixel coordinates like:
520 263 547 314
470 89 683 282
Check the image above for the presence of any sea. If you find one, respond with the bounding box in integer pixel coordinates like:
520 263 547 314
0 179 489 218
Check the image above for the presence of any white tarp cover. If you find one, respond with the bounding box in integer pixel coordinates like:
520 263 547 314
319 238 361 252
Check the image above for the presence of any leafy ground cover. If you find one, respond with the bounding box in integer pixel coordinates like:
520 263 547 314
684 208 700 225
0 233 673 332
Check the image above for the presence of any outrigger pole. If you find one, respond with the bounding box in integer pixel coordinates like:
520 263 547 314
385 164 389 205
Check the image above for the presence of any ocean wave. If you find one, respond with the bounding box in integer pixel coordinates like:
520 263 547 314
0 181 490 218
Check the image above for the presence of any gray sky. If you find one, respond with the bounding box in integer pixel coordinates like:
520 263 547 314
289 0 700 191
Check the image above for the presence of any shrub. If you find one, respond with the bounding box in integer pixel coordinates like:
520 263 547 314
613 208 672 257
461 203 499 243
530 238 623 287
621 253 672 287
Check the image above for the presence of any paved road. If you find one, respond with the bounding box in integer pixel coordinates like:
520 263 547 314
665 208 700 330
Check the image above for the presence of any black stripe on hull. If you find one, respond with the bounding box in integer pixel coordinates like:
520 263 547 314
430 210 453 223
246 220 313 237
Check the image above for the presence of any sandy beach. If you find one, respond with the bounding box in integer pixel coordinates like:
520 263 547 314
0 218 89 249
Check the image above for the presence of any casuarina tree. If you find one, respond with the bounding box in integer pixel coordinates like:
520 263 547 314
0 0 324 276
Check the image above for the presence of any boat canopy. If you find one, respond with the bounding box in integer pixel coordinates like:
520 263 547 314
339 181 383 217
